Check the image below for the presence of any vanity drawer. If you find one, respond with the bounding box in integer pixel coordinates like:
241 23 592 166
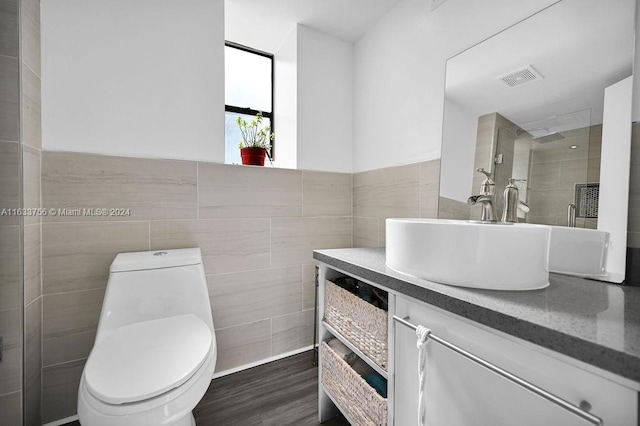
324 280 388 370
321 341 387 426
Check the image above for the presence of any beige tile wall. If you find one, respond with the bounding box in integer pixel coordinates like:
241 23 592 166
0 6 22 423
22 0 42 422
42 152 198 221
40 153 353 422
352 159 440 247
438 196 471 220
25 297 42 426
467 113 604 228
494 124 518 215
198 163 302 218
473 113 516 192
0 55 20 142
36 120 640 423
0 142 20 226
150 219 271 274
351 134 636 247
471 113 518 220
0 307 21 396
0 0 19 59
527 125 601 228
0 0 42 423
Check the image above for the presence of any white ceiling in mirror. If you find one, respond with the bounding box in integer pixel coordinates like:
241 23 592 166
445 0 634 130
225 0 402 51
524 109 592 138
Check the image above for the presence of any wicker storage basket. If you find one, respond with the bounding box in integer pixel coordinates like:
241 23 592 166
321 341 387 426
325 280 388 370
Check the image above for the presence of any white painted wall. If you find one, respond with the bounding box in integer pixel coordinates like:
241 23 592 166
297 25 353 173
439 98 477 201
352 0 559 172
226 19 353 172
41 0 225 162
599 76 633 282
273 28 298 169
225 2 299 169
224 0 294 54
40 0 638 171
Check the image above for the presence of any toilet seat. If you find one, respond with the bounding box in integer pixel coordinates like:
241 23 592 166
85 314 212 405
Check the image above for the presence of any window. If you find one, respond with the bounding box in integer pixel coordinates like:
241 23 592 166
225 42 275 164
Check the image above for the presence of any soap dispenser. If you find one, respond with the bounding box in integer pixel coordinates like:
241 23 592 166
501 178 522 223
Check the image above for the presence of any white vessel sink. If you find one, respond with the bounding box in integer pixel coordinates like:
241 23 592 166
386 219 550 291
548 226 609 277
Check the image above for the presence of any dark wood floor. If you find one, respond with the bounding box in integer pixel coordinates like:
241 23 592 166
68 351 349 426
194 351 349 426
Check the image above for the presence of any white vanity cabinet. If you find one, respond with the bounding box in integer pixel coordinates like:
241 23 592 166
317 261 639 426
318 266 395 425
394 295 638 426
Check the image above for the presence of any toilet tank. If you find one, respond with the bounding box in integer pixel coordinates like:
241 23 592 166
95 248 213 344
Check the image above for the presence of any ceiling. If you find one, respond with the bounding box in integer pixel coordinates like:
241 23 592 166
225 0 402 51
444 0 635 133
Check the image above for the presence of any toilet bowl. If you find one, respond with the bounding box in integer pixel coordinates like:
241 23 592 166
78 248 216 426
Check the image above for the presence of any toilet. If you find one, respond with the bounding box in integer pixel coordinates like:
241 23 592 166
77 248 216 426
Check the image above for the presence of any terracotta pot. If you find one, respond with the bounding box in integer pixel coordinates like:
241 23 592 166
240 147 267 166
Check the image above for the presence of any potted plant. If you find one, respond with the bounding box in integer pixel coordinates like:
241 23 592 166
236 112 274 166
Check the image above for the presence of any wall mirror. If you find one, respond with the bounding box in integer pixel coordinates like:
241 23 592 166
438 0 635 283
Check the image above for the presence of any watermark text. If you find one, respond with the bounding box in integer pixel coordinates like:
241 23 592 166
0 208 132 217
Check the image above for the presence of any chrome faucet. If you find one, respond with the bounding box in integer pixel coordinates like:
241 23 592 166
567 203 576 227
501 178 528 223
468 168 496 223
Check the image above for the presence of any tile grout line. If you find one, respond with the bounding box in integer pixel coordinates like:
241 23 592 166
39 139 44 419
196 162 200 220
38 216 351 225
351 172 354 248
22 59 41 81
0 307 22 315
269 217 272 268
205 264 301 278
25 295 39 309
40 291 43 421
40 218 155 226
39 143 43 304
418 161 422 218
42 286 106 298
0 52 19 61
213 317 275 333
0 389 21 399
270 308 315 322
18 11 25 417
270 318 273 357
42 356 87 370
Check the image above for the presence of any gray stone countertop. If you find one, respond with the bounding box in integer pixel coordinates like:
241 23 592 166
313 247 640 383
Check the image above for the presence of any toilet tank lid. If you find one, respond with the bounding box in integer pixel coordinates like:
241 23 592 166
110 248 202 272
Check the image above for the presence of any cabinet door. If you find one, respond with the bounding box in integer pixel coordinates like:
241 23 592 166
394 297 637 426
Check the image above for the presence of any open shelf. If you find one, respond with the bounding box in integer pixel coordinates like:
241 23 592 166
322 319 388 379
